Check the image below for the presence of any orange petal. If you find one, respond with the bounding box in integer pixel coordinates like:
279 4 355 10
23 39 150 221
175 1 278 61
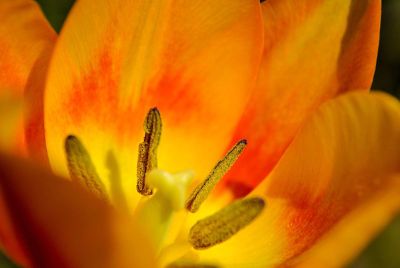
24 48 55 167
0 93 23 152
0 0 55 157
192 92 400 267
287 175 400 268
0 152 156 267
44 0 263 209
222 0 381 194
0 184 29 267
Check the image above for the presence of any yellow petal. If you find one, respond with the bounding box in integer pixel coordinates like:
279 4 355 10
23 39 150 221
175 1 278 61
44 0 263 209
0 0 55 157
222 0 381 194
0 152 156 267
192 92 400 267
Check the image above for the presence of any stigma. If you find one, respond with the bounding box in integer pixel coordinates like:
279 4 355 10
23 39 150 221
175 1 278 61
146 169 194 211
135 169 195 249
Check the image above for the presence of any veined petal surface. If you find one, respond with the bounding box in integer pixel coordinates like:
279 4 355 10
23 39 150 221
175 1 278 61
192 92 400 267
223 0 381 193
0 153 156 268
44 0 263 209
0 0 55 156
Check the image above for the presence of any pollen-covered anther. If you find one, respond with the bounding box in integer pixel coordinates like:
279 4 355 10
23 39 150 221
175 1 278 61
65 135 108 200
185 140 247 212
137 107 162 196
189 197 265 249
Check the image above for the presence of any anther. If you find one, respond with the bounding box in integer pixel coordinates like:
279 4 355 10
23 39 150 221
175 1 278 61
185 140 247 212
137 107 162 195
65 135 108 199
189 197 265 249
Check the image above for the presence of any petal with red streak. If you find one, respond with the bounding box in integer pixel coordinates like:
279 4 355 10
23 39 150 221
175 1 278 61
192 92 400 267
287 175 400 268
44 0 263 209
222 0 381 194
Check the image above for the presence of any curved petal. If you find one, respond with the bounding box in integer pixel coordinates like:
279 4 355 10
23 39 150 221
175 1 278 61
44 0 263 209
222 0 381 194
0 0 55 156
0 153 156 268
24 48 55 167
191 92 400 267
287 175 400 268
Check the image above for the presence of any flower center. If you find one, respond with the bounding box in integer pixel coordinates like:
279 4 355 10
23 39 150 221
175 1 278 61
64 107 265 266
135 169 194 249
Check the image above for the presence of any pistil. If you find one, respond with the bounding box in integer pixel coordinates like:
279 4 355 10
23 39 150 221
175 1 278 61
135 169 194 250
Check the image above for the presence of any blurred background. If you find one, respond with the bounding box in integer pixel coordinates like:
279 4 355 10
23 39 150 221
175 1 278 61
1 0 399 267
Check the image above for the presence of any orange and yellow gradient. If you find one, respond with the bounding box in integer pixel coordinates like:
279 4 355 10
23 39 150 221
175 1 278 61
0 0 399 267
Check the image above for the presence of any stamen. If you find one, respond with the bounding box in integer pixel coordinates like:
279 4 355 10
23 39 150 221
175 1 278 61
189 197 265 249
137 107 162 195
185 140 247 212
65 135 107 199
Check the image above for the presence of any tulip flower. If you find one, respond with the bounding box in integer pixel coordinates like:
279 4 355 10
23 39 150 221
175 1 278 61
1 0 399 267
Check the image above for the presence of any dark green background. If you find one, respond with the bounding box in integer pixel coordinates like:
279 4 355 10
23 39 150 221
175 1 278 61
1 0 399 267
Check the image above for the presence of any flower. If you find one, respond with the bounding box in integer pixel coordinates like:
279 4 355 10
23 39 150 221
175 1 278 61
0 0 400 267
